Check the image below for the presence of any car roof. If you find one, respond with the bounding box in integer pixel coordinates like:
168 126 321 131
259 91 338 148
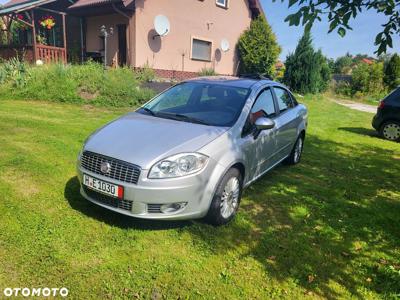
185 76 285 90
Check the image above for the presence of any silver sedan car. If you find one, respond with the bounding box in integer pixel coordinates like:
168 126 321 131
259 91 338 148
77 77 308 225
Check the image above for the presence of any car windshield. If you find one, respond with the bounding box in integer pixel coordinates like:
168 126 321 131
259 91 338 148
138 82 251 126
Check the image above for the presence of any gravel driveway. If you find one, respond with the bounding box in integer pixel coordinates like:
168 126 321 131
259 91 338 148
330 98 377 114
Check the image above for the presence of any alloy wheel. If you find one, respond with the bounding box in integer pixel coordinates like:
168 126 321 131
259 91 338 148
294 138 303 163
383 123 400 141
220 177 240 219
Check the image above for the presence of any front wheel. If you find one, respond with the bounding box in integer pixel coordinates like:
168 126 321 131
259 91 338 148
285 134 304 165
206 168 243 226
380 121 400 142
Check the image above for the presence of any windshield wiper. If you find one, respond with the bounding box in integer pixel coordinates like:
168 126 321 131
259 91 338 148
160 113 210 125
141 107 156 116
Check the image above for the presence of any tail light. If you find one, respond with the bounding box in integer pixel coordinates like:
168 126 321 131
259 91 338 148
378 101 385 109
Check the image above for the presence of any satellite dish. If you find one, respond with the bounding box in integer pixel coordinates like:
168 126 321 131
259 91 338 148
221 39 230 52
154 15 170 37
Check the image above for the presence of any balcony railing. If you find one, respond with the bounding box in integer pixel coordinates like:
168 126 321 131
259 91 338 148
35 44 66 64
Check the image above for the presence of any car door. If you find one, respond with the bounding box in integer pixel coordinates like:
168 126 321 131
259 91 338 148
272 86 300 160
241 87 279 179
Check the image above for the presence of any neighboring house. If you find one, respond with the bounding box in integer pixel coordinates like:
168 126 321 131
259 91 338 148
0 0 262 79
361 58 374 65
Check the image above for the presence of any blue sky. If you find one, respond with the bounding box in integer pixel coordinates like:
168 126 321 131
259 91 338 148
261 0 399 60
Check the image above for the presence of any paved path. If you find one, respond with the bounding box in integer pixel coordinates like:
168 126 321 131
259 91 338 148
329 98 377 114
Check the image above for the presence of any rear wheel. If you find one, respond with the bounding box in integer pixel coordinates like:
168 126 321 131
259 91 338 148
380 121 400 142
284 134 304 165
206 168 243 226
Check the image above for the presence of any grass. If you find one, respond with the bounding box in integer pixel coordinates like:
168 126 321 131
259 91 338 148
0 61 155 107
0 95 399 299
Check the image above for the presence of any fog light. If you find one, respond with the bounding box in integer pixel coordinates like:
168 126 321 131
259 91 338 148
160 202 187 214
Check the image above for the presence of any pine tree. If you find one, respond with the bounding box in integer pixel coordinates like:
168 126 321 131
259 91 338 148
238 17 281 77
384 54 400 90
283 31 331 94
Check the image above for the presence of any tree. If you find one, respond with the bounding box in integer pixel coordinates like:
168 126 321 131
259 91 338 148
384 54 400 90
283 30 331 94
275 0 400 55
334 53 353 74
352 62 385 95
238 16 281 77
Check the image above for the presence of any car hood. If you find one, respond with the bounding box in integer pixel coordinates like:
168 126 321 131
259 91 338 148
84 112 227 169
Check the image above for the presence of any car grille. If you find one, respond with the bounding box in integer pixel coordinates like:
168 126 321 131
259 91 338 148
84 187 133 211
147 204 162 214
81 151 141 184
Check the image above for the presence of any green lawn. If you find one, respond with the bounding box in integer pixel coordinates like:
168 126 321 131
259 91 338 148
0 96 399 299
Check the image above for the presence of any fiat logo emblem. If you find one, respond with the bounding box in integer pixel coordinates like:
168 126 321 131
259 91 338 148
100 161 111 174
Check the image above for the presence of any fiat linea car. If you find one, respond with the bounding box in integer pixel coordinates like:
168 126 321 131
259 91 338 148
77 77 308 225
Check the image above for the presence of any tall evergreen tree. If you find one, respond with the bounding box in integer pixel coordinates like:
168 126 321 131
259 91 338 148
238 17 281 77
384 54 400 90
283 31 331 94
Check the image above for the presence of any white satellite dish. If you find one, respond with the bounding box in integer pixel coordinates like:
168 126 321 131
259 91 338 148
154 15 170 37
221 39 230 52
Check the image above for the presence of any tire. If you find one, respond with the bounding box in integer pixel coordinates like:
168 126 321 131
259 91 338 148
285 134 304 165
380 121 400 142
206 168 243 226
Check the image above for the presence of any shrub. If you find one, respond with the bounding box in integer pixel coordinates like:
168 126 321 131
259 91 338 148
198 68 217 76
352 62 385 97
238 16 281 77
333 81 352 96
283 31 331 94
134 63 156 82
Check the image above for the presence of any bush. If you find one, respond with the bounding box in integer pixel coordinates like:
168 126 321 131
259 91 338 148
283 31 331 94
0 61 155 107
134 63 156 82
333 81 352 96
352 62 385 97
238 16 281 77
198 68 217 76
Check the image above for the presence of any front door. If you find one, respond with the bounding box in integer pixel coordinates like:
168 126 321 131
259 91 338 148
243 87 279 179
117 24 127 66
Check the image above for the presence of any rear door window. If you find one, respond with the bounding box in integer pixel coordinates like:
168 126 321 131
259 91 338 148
274 87 294 113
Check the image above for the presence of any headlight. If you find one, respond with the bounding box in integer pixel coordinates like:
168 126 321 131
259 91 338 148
148 153 209 179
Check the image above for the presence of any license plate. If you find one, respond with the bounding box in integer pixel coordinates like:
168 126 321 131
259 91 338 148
83 174 124 199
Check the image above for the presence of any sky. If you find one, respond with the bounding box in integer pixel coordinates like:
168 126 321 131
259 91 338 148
261 0 399 60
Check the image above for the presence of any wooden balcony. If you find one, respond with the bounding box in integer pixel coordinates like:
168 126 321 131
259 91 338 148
35 44 67 64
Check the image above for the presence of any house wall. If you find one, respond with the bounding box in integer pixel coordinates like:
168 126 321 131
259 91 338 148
85 13 129 66
133 0 253 77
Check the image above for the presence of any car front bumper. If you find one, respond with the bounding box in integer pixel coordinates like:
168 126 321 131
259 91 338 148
76 157 225 220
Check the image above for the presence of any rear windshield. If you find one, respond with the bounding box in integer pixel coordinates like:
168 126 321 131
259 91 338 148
138 82 251 127
384 87 400 103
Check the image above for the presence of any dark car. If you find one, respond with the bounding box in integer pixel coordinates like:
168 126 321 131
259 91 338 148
372 87 400 141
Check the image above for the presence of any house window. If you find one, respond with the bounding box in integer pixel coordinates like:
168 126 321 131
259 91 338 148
216 0 228 8
191 38 212 61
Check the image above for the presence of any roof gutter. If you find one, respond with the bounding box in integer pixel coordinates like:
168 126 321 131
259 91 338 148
111 1 129 19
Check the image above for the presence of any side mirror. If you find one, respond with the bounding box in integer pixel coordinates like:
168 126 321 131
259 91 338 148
255 117 275 131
